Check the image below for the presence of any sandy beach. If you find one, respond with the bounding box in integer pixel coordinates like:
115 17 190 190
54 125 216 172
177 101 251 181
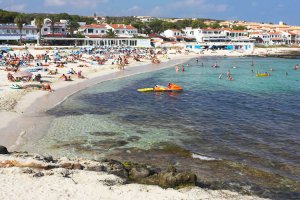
1 46 297 200
0 152 268 200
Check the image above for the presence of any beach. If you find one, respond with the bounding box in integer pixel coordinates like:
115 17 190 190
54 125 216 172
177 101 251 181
1 46 300 200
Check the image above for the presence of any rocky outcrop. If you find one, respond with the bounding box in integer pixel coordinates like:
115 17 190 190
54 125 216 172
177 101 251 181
0 148 197 189
0 145 9 154
124 162 197 188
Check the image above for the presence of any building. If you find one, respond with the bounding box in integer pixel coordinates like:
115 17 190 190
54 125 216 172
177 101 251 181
41 19 68 37
0 24 37 42
108 24 138 37
79 24 138 38
79 24 108 37
225 30 254 43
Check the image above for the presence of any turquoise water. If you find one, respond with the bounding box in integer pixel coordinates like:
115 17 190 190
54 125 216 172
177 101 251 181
23 57 300 199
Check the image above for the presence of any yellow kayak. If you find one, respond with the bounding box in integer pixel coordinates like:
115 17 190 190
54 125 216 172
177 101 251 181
137 88 154 92
256 73 269 77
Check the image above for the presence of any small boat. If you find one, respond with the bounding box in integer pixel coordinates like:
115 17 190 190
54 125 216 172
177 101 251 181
256 73 269 77
137 83 183 92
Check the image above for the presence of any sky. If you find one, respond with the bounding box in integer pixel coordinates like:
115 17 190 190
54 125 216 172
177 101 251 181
1 0 300 25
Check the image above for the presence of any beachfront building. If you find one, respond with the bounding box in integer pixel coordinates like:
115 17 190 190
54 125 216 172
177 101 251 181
79 24 138 38
0 24 38 42
162 29 186 41
41 19 68 37
249 32 271 45
79 24 108 37
225 30 253 42
108 24 138 37
269 32 288 45
186 28 230 43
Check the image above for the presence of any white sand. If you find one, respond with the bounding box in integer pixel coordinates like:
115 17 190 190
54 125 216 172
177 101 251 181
0 154 268 200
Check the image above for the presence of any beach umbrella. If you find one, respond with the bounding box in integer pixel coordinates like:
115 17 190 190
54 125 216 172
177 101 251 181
13 71 33 78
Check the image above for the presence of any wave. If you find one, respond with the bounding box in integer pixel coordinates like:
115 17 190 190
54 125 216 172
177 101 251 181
192 153 220 161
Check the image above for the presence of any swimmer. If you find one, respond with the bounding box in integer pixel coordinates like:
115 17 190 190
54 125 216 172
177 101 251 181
219 73 223 79
175 65 179 73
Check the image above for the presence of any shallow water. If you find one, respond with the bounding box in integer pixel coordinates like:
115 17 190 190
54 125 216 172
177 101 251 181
21 57 300 199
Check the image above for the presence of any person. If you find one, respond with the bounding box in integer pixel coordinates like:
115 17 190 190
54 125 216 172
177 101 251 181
294 64 298 70
167 82 172 88
196 58 199 63
286 72 288 76
60 74 68 81
226 70 231 78
182 65 185 72
77 70 82 78
175 65 179 73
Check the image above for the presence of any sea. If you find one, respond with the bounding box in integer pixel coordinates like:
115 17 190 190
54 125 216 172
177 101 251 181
20 56 300 199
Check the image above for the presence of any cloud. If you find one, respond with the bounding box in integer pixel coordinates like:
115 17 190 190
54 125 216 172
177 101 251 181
5 3 26 12
44 0 108 8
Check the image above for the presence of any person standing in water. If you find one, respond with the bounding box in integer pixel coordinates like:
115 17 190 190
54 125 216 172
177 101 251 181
182 65 185 72
196 58 199 64
227 70 231 78
294 64 298 70
175 65 179 73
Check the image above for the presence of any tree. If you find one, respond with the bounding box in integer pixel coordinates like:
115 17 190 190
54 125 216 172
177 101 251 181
14 14 25 44
35 17 43 45
105 29 117 38
67 20 80 37
209 22 221 29
232 25 247 30
49 15 57 36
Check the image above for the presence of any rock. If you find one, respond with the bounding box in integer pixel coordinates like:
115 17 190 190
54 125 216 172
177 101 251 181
0 145 9 154
104 159 128 179
137 166 197 188
129 167 150 180
60 162 83 170
33 172 44 178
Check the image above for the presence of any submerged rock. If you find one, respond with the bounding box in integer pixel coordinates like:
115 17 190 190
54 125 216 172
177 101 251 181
0 145 9 154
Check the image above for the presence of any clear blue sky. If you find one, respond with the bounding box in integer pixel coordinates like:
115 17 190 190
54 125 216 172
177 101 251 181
1 0 299 25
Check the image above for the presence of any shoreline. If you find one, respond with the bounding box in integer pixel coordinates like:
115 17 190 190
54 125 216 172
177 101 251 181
0 53 197 150
0 151 267 200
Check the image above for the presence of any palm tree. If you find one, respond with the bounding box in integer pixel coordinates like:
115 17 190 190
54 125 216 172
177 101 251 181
67 20 80 37
105 29 117 38
14 14 25 44
49 16 56 36
35 17 43 45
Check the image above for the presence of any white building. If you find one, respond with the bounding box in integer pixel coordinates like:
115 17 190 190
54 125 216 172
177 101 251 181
108 24 138 37
0 24 38 42
225 30 253 42
79 24 138 38
79 24 108 37
41 19 68 37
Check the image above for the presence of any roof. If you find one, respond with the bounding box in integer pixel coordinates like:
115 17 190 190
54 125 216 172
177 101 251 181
168 29 181 32
80 24 107 29
269 32 281 35
228 30 247 33
271 38 283 41
109 24 136 30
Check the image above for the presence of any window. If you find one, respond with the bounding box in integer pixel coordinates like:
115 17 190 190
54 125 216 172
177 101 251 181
44 28 48 31
62 28 65 32
88 29 93 33
96 30 98 33
101 30 104 33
